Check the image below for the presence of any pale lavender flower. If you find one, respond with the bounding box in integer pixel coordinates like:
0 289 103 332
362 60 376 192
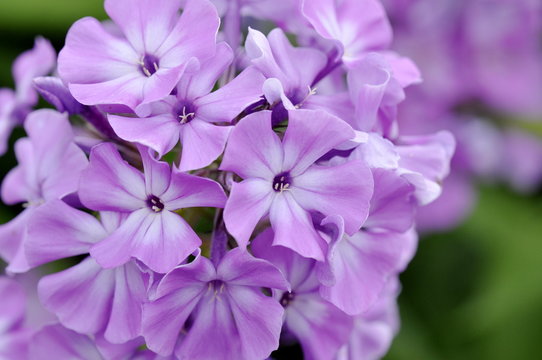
252 228 354 360
58 0 220 115
142 249 289 359
79 143 226 273
108 42 265 170
221 110 373 260
0 110 87 273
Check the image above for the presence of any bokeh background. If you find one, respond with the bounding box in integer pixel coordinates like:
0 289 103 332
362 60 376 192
0 1 541 359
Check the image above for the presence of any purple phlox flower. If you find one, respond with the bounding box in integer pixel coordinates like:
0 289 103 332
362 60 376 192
0 276 31 359
0 109 88 273
58 0 220 116
346 52 421 138
142 248 289 359
314 170 417 314
79 143 227 273
25 199 148 344
108 41 265 171
246 27 346 121
335 277 401 360
301 0 392 66
29 323 149 360
220 109 373 261
0 37 56 155
252 228 354 360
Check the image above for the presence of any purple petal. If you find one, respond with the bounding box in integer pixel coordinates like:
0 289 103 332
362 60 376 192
246 28 327 94
226 285 285 360
29 324 103 360
79 143 146 212
154 0 219 68
195 66 266 123
33 76 84 115
217 248 289 290
108 113 180 158
139 145 171 197
282 109 355 176
25 200 106 267
302 0 392 64
292 160 373 235
1 139 34 205
286 292 353 360
319 226 415 315
162 170 227 209
223 179 274 249
0 209 33 264
220 111 283 180
269 192 327 261
143 256 213 355
0 276 26 330
364 169 416 233
58 17 139 84
176 41 233 100
91 209 201 273
347 55 392 131
38 257 115 335
13 37 56 106
104 0 183 54
252 228 316 290
178 120 231 171
104 262 147 344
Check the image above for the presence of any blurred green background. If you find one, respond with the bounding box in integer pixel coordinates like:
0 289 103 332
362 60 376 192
0 1 541 359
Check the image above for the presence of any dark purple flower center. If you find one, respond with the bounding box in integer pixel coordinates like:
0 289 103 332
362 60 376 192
208 279 226 296
272 172 292 193
173 101 196 124
146 195 164 213
140 54 160 77
280 291 295 307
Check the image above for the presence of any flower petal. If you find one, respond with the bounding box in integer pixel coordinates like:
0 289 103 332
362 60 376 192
162 170 227 209
220 111 283 180
104 262 147 344
217 248 289 290
178 120 231 171
26 200 106 267
79 142 146 212
292 160 373 235
223 179 274 249
282 109 355 176
29 324 103 360
38 257 115 335
108 114 180 158
269 192 327 261
91 209 201 273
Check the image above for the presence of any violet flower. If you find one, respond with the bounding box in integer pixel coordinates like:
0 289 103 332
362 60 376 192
79 143 227 273
252 228 353 360
58 0 220 115
221 110 373 260
108 42 265 170
142 248 289 359
0 110 88 273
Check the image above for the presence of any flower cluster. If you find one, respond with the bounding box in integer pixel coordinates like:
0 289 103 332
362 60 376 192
383 0 542 231
0 0 454 359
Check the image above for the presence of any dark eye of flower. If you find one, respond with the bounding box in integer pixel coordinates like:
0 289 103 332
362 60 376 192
139 54 160 77
280 291 295 307
146 195 165 213
272 172 292 193
209 279 225 295
174 102 197 124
